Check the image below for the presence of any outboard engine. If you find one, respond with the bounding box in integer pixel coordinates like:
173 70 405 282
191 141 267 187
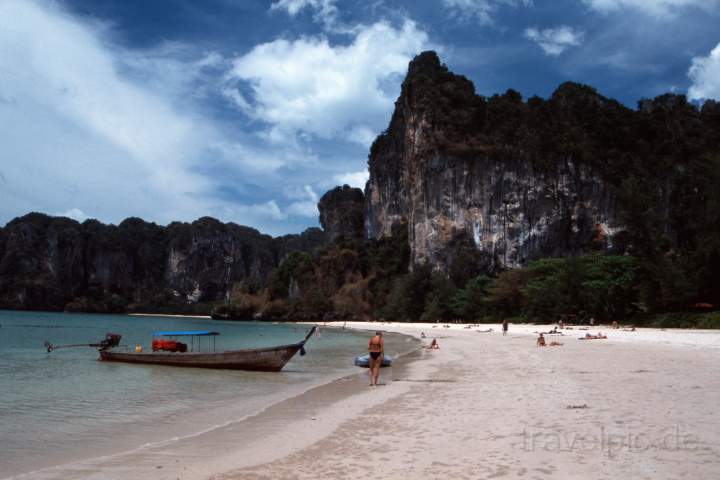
99 333 122 350
44 333 122 353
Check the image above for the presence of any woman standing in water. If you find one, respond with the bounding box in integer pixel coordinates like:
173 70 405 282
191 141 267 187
368 330 384 386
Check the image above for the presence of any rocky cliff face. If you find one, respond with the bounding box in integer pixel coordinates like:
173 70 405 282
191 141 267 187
5 52 716 313
0 213 325 312
318 185 365 242
366 51 626 272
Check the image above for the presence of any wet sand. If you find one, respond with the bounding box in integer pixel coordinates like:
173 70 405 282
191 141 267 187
215 323 720 480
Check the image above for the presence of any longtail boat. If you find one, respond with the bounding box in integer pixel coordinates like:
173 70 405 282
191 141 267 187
45 327 316 372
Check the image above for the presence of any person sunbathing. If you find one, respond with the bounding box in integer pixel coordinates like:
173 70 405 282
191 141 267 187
536 333 546 347
549 341 564 346
581 332 607 340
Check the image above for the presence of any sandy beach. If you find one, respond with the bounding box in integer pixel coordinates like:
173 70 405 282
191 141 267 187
214 322 720 480
14 322 720 480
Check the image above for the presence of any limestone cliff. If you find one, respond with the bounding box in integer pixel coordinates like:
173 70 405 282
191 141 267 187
0 213 325 312
365 51 625 272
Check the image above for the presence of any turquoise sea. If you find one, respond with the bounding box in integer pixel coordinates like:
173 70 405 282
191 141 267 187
0 311 417 478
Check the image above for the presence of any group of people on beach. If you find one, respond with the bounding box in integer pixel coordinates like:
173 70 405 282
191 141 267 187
366 316 626 385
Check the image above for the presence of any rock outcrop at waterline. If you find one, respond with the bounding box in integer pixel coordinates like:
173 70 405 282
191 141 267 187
0 213 325 312
365 51 624 271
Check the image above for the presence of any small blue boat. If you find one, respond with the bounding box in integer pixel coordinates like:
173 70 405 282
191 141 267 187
354 354 393 368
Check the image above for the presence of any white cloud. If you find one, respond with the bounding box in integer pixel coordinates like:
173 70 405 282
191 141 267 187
0 0 423 235
524 26 584 56
688 43 720 100
0 0 329 233
225 200 287 222
334 171 369 189
270 0 338 28
117 42 227 101
0 0 217 226
286 201 319 218
347 125 378 147
583 0 720 17
56 208 88 222
283 185 319 218
284 185 319 202
253 200 286 221
442 0 532 24
224 20 431 144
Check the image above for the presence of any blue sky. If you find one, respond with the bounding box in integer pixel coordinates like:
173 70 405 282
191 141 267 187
1 0 719 236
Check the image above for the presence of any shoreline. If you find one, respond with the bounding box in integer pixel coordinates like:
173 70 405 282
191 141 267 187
5 325 423 480
6 317 720 479
127 313 212 319
3 308 720 331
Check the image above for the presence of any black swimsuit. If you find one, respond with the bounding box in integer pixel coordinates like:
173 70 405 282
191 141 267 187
369 336 382 360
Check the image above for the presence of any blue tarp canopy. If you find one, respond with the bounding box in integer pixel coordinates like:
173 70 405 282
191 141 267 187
152 330 220 337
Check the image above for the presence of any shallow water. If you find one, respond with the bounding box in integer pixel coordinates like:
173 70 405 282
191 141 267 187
0 311 418 478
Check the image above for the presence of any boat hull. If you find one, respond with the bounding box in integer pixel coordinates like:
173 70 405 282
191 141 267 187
99 343 304 372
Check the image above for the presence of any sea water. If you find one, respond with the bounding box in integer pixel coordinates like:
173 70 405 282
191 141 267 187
0 311 418 478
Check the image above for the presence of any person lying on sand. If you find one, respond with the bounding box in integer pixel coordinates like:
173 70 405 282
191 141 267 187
537 333 546 347
549 341 564 346
476 328 493 333
533 327 562 335
580 332 607 340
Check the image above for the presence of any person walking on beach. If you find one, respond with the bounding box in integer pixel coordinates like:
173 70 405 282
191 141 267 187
502 319 508 336
368 330 384 386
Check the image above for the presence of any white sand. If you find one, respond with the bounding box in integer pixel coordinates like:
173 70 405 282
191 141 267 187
217 322 720 479
14 322 720 480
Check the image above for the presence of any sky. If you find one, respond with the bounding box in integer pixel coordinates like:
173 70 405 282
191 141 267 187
1 0 719 236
